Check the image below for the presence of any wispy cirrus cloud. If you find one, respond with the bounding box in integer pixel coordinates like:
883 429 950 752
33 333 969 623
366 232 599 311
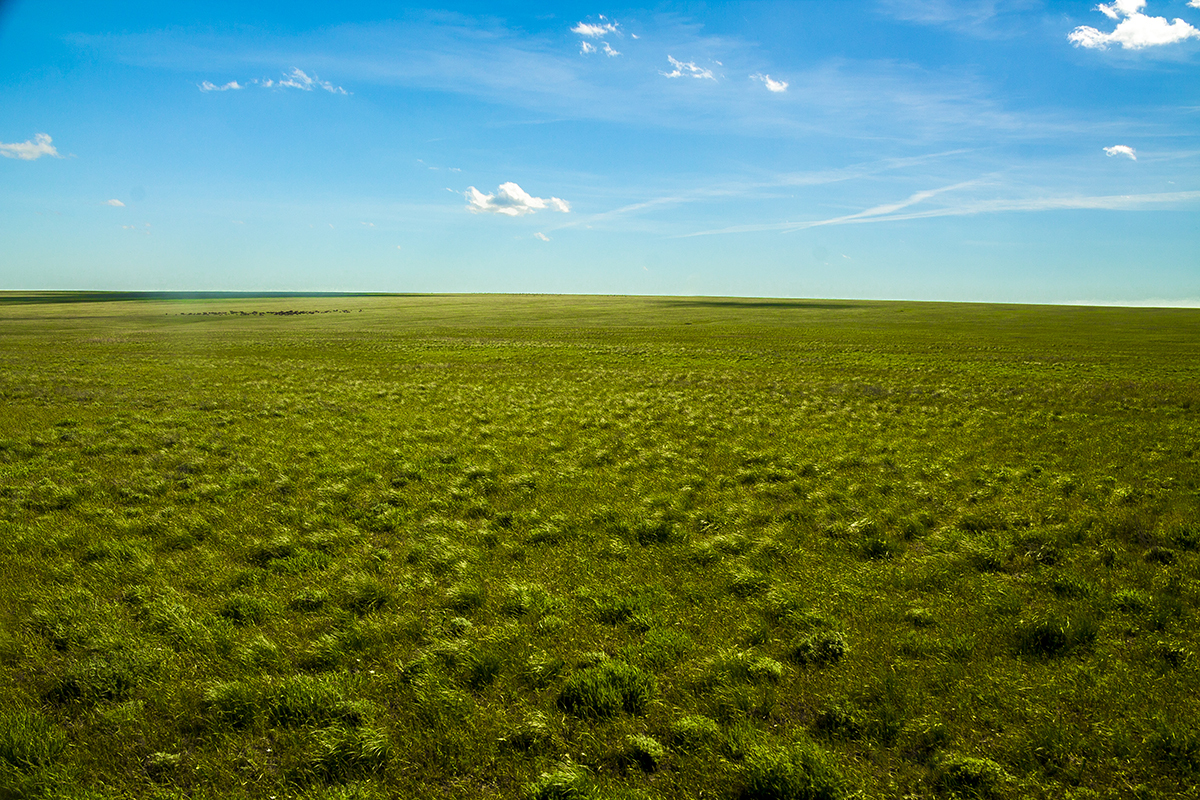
1104 144 1137 159
104 199 125 206
200 68 347 94
662 55 714 79
680 185 1200 237
0 133 60 160
1069 0 1200 49
876 0 1038 38
465 182 570 216
545 151 974 236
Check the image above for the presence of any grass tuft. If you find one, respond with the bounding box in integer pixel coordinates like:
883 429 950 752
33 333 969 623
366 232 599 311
789 632 847 667
739 738 847 800
0 710 67 771
557 660 655 719
933 754 1014 798
527 763 592 800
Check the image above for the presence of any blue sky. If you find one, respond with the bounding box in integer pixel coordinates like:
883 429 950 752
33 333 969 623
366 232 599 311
1 0 1197 303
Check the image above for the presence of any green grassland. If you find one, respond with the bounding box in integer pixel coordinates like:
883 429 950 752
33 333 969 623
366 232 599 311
1 292 1198 800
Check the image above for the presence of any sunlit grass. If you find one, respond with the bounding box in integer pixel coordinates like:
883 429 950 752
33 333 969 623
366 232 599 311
0 292 1198 798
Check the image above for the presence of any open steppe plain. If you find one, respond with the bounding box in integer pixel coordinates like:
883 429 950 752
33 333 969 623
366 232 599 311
1 292 1198 800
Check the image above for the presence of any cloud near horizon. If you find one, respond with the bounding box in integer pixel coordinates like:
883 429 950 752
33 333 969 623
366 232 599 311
1069 0 1200 49
465 182 571 216
1104 144 1137 159
0 133 60 160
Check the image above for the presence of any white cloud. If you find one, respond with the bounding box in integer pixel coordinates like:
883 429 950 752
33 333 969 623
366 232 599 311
534 232 551 241
752 73 788 92
199 80 242 92
104 199 125 207
572 20 620 38
662 56 715 80
275 68 349 94
204 69 348 94
0 133 60 160
464 182 571 216
580 41 596 54
602 43 621 57
1191 0 1200 8
1104 144 1137 159
1069 1 1200 49
1097 0 1145 19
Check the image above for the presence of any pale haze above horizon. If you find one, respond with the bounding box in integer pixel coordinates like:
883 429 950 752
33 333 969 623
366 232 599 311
1 0 1198 306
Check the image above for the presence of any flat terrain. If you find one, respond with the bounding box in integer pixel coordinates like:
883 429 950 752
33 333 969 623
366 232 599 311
1 292 1198 800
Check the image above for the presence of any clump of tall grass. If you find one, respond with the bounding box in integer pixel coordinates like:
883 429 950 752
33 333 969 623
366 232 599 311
622 734 665 772
500 583 554 617
219 592 271 625
933 753 1013 798
340 573 392 615
670 714 723 750
738 738 847 800
789 631 847 667
204 679 259 729
500 711 555 753
706 649 787 685
302 724 392 782
1015 613 1097 658
527 762 592 800
445 580 486 613
557 660 655 719
0 710 67 772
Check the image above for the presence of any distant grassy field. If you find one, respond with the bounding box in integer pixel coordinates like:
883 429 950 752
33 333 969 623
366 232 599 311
1 292 1198 800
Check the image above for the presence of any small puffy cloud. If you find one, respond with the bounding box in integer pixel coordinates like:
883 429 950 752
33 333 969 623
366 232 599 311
580 41 596 54
464 182 570 216
534 232 550 241
662 56 715 80
1069 1 1200 49
1191 0 1200 8
603 42 621 57
752 73 788 92
1104 144 1137 159
199 80 242 92
0 133 60 160
572 19 619 37
104 199 125 207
